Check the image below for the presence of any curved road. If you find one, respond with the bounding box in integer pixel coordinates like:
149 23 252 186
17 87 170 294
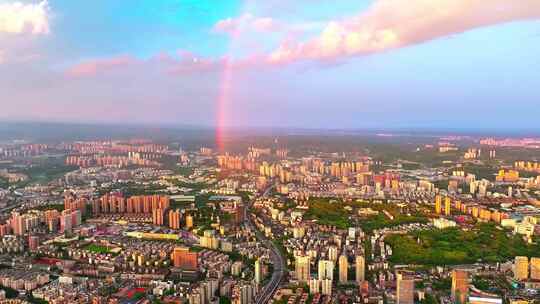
246 187 286 304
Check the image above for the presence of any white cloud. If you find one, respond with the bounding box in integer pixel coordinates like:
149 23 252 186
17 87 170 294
213 13 280 35
268 0 540 63
0 0 50 34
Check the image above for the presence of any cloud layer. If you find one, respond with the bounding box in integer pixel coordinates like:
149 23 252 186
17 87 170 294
269 0 540 63
67 55 136 77
213 13 278 35
2 0 540 129
69 0 540 72
0 0 50 34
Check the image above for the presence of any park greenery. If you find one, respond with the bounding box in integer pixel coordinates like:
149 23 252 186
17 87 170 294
355 201 428 232
420 293 439 304
385 223 540 265
26 295 49 304
473 276 491 292
132 291 146 300
0 285 19 298
454 163 497 181
219 297 232 304
172 181 209 193
20 162 78 185
304 198 350 229
84 244 113 254
174 166 194 177
97 182 167 197
432 277 452 291
0 177 8 189
303 199 428 230
367 143 462 167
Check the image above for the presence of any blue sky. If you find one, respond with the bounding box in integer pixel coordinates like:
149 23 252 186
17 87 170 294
53 0 240 58
1 0 539 130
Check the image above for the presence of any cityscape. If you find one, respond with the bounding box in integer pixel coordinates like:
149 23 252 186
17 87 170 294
0 129 539 304
2 1 540 304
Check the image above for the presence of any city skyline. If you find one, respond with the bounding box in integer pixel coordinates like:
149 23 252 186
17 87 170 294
1 0 540 131
2 2 540 299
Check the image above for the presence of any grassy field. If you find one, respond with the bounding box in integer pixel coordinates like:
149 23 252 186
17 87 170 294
84 244 112 254
304 199 428 230
355 201 428 232
304 199 350 229
21 163 78 185
385 223 540 265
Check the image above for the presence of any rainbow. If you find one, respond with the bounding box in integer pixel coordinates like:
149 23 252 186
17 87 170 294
215 56 233 152
215 1 255 152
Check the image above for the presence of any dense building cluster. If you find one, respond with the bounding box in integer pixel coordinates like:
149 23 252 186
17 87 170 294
1 135 540 303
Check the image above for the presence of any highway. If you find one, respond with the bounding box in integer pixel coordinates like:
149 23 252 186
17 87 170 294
246 186 286 304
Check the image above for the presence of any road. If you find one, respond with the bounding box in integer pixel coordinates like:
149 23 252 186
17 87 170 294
245 186 286 304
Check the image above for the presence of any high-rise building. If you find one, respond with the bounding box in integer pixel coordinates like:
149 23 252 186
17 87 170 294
0 224 9 236
321 279 332 296
435 195 442 214
318 259 334 281
11 212 25 236
28 235 39 252
186 215 194 229
514 256 529 280
71 210 82 227
200 230 219 250
470 182 477 195
328 246 338 261
531 257 540 280
254 259 261 285
188 290 202 304
309 279 320 294
396 271 415 304
339 254 348 283
98 194 170 216
235 204 245 224
356 255 365 284
168 209 181 229
152 208 164 226
64 196 88 215
295 255 311 283
172 247 198 270
445 197 451 216
60 211 72 234
240 283 254 304
451 269 469 304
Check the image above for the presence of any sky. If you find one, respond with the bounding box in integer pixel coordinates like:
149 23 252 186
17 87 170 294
1 0 540 131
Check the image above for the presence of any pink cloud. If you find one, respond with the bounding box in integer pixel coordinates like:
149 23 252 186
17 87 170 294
166 52 225 74
268 0 540 64
67 55 136 77
66 51 267 78
166 51 267 75
66 0 540 78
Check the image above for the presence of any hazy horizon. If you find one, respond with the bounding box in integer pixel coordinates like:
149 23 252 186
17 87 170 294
1 121 540 142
